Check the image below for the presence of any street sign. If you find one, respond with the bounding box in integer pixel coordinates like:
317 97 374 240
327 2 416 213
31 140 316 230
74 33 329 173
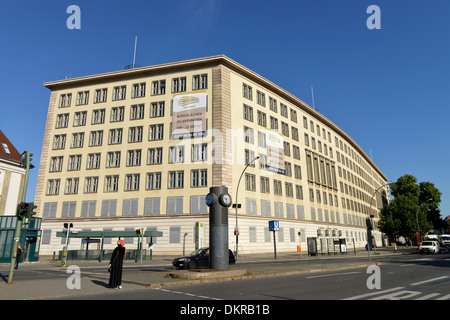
269 221 279 231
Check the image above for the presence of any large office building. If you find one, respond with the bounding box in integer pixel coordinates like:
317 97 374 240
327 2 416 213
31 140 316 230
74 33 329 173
35 55 389 255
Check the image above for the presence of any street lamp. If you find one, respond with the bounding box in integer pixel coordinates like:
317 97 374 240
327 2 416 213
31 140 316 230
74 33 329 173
234 156 259 260
368 181 393 262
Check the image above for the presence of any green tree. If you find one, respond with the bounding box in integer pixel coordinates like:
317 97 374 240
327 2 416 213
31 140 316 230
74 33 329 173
379 174 439 242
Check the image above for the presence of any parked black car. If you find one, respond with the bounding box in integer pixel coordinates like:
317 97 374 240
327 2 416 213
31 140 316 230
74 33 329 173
172 247 236 269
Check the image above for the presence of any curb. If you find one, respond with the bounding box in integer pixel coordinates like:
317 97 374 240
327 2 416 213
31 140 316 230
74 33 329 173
88 262 382 289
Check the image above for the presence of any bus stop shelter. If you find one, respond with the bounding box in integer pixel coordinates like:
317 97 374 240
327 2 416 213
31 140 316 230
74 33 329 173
55 229 163 262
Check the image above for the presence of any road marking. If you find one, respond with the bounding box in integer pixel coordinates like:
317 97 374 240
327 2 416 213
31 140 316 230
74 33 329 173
410 276 448 286
414 293 441 300
306 271 362 279
154 287 223 300
342 287 405 300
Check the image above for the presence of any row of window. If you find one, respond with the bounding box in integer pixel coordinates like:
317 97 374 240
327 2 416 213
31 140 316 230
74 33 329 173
58 74 208 108
46 169 207 195
41 196 367 230
52 124 167 150
242 82 384 196
56 102 167 130
49 144 208 172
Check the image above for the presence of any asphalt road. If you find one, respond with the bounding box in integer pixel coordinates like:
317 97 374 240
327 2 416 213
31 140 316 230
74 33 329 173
57 251 450 301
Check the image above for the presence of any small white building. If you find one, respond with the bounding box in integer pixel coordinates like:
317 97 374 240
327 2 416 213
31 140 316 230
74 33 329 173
0 129 26 216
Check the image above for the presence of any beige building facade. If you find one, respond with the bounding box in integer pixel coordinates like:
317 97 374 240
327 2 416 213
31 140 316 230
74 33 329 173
35 55 389 255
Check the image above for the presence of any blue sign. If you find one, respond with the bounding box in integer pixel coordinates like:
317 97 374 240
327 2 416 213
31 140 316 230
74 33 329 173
269 221 279 231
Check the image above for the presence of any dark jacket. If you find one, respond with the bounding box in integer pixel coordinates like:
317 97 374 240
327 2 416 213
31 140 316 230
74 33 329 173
108 245 125 287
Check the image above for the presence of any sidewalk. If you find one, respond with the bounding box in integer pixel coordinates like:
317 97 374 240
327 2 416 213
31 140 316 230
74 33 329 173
0 246 417 300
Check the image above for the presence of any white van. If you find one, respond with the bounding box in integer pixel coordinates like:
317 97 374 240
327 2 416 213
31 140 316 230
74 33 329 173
419 241 441 254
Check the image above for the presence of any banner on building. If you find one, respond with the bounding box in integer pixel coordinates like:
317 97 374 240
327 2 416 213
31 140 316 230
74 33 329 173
171 92 207 139
266 129 285 175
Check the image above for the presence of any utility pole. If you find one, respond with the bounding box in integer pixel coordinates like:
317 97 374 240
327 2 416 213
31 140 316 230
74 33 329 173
8 151 32 284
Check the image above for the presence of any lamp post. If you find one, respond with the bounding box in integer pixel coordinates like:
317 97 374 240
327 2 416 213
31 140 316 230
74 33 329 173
234 156 259 261
368 181 393 262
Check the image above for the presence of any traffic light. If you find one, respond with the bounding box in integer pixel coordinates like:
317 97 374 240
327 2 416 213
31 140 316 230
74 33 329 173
16 202 37 223
24 202 37 224
16 202 28 220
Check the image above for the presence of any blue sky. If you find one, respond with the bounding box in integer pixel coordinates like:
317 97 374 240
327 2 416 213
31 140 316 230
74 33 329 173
1 0 449 218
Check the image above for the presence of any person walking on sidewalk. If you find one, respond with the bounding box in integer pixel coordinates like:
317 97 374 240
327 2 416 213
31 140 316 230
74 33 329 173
109 239 126 289
15 243 23 269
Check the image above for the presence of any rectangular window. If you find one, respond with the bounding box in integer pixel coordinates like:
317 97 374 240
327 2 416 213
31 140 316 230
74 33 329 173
257 111 266 127
59 93 72 108
122 198 139 216
273 180 282 195
168 171 184 189
73 111 87 127
89 130 103 146
169 226 181 243
132 82 146 98
84 176 99 193
191 143 207 162
169 145 184 163
101 199 117 217
147 147 163 165
150 102 165 118
49 156 63 172
245 173 256 191
167 197 183 215
104 175 119 192
76 91 89 105
149 124 164 140
125 174 140 191
144 197 161 215
172 77 186 93
152 80 166 95
191 169 207 187
193 74 208 90
243 104 253 122
106 151 121 168
92 109 105 124
86 153 101 169
146 172 162 190
68 134 82 151
246 198 257 215
68 155 82 171
56 114 69 128
46 179 60 195
61 201 76 218
130 104 145 120
128 126 143 143
108 128 123 145
126 149 142 166
112 85 126 101
256 90 266 106
190 195 207 214
65 178 79 194
94 88 108 103
243 83 253 100
53 134 66 150
111 106 124 122
81 200 96 218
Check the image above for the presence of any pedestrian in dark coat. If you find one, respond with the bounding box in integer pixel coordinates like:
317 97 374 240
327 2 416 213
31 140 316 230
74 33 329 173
15 243 23 269
109 239 126 289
